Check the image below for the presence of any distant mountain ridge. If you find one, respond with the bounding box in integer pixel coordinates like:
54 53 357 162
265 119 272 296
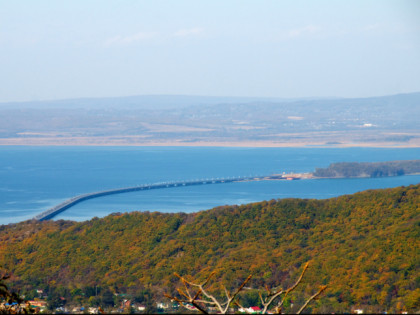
0 92 418 110
0 95 304 110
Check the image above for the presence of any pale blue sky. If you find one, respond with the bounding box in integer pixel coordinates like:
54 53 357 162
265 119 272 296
1 0 419 102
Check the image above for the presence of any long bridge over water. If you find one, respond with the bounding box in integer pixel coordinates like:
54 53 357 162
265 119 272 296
33 174 294 221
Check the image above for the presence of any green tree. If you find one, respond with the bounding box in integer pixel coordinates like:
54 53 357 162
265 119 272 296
0 269 34 314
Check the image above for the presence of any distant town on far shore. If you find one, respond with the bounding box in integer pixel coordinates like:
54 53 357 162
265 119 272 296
0 92 419 147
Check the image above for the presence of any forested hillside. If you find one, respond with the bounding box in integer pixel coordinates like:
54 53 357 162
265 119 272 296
313 160 420 178
0 184 419 313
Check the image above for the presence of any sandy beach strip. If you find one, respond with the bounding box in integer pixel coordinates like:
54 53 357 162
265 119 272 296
0 136 419 148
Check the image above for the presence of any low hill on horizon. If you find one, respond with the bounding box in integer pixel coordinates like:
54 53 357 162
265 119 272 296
1 91 418 110
313 160 420 178
0 184 419 312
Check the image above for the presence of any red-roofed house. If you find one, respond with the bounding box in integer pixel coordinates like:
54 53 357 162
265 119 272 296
248 306 262 314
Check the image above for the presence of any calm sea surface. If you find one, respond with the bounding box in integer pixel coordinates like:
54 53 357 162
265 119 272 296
0 146 419 225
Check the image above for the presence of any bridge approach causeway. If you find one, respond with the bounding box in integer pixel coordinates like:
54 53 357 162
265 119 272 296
33 175 286 221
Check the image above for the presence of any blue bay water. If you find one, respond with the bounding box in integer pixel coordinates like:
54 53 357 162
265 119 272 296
0 146 419 225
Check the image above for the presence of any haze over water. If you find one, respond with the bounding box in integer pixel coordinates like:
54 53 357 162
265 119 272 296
0 146 419 225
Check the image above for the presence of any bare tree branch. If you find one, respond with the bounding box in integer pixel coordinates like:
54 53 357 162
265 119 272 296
261 262 309 314
220 275 253 313
166 262 326 314
296 285 328 314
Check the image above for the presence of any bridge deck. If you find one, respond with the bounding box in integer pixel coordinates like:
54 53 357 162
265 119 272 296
32 175 288 221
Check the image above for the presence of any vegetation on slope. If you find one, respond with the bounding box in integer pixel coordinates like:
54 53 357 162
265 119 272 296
313 160 420 178
0 184 419 313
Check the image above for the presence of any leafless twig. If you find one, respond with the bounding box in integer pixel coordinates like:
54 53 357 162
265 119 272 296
166 262 326 314
296 285 327 314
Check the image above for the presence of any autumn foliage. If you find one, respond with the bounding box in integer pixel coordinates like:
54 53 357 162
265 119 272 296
0 184 418 312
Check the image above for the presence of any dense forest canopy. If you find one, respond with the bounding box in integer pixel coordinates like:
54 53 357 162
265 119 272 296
313 160 420 178
0 184 419 313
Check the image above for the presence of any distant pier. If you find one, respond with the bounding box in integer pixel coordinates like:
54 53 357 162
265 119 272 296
32 174 299 221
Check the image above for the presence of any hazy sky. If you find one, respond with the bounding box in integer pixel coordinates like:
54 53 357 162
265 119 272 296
1 0 420 102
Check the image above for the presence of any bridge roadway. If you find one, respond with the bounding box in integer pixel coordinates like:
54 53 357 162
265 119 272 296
33 175 285 221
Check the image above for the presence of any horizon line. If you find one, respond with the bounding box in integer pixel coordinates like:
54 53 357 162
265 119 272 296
1 91 420 105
